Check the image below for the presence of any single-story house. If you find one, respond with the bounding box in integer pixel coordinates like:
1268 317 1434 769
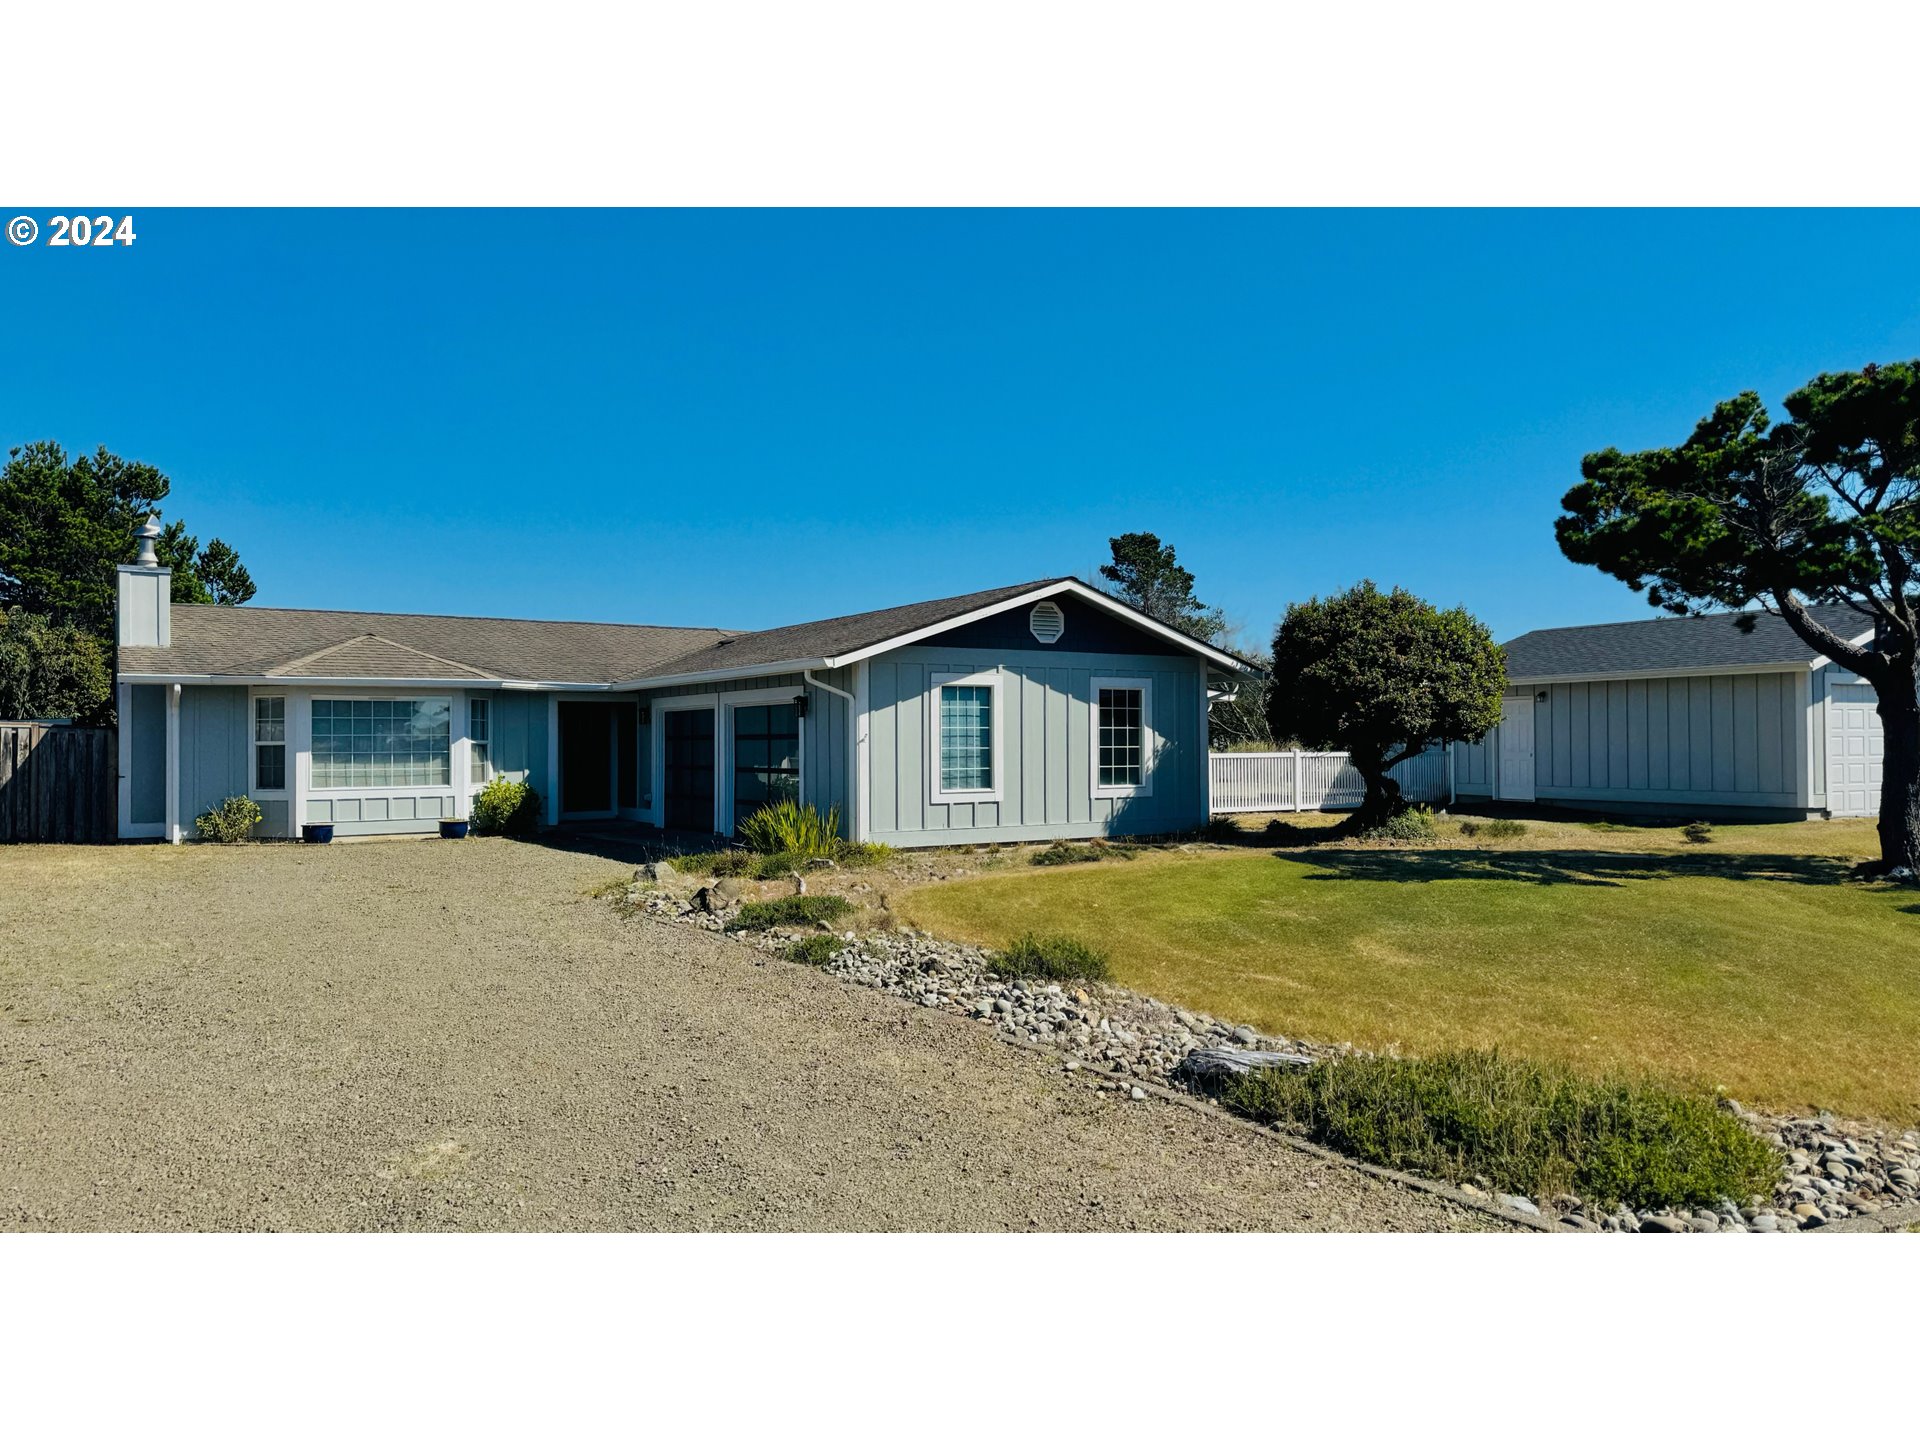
114 537 1254 846
1451 605 1887 821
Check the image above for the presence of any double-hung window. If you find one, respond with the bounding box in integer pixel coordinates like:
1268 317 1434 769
1091 677 1152 797
931 670 1001 803
253 696 286 791
469 698 491 784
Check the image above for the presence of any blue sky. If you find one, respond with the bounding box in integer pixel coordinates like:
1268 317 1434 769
5 209 1918 645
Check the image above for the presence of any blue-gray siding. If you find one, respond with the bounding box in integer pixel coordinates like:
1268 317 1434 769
476 689 550 790
129 684 166 825
864 645 1207 845
179 685 249 828
1455 672 1808 811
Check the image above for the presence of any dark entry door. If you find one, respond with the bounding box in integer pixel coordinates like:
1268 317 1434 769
560 702 613 814
663 708 716 832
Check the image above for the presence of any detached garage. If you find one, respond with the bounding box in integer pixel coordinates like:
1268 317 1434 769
1452 605 1885 821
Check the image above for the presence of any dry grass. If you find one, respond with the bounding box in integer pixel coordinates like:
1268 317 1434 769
902 815 1920 1123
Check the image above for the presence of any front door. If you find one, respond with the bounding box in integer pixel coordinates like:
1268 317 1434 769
1497 696 1535 802
560 702 614 815
663 707 717 832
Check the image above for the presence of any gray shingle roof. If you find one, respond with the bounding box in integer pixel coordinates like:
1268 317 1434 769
118 577 1253 686
620 578 1070 681
119 605 738 684
1502 604 1873 680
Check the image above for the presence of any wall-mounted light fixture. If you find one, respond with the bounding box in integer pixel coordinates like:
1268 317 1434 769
793 693 810 719
1536 691 1549 702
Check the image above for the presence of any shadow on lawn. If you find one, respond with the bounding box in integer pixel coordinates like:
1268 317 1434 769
1283 847 1866 889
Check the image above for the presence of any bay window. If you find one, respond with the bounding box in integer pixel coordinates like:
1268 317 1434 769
312 697 452 788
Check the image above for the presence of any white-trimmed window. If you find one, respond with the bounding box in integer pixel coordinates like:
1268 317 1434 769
1091 676 1153 797
930 669 1001 803
469 697 491 784
253 696 286 791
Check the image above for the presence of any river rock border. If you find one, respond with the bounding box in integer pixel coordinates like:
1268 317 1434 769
618 879 1920 1234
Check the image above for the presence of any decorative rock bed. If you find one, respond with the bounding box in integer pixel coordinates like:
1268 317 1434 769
621 881 1920 1233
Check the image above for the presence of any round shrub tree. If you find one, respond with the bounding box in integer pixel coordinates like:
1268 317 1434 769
1268 581 1505 822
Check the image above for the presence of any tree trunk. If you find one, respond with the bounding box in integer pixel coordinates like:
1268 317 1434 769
1877 678 1920 876
1353 756 1403 825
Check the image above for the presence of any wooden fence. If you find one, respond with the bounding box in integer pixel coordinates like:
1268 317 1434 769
1209 747 1450 814
0 723 117 843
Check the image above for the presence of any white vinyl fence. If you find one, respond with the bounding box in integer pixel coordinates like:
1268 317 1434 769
1209 747 1449 814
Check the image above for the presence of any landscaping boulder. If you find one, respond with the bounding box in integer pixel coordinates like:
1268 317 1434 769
1175 1047 1314 1092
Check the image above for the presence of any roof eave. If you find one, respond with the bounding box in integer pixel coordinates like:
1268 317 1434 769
117 671 614 691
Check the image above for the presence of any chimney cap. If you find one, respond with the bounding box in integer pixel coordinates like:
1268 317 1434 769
135 516 161 568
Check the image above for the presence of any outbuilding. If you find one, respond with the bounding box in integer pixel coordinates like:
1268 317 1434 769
1452 605 1886 821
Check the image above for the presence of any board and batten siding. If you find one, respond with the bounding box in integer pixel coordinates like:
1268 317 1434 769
128 684 167 825
178 685 250 828
473 690 550 790
1457 672 1812 812
863 645 1207 846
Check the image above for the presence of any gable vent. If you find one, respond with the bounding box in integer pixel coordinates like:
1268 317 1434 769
1029 600 1065 644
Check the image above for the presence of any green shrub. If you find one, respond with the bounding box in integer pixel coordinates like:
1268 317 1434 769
987 932 1111 983
738 799 841 857
785 933 846 966
1222 1049 1781 1210
1682 820 1714 845
1358 806 1435 843
725 894 854 932
194 794 263 843
1032 840 1135 867
834 841 893 868
472 777 541 834
1459 817 1526 840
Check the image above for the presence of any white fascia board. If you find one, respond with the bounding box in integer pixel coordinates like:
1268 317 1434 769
823 579 1261 675
1804 629 1878 671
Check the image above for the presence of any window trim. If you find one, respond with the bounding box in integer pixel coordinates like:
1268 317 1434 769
1089 675 1155 799
929 668 1003 806
468 696 492 787
308 691 457 794
252 692 287 794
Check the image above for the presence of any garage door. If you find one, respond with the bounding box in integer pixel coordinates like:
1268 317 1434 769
1826 683 1882 817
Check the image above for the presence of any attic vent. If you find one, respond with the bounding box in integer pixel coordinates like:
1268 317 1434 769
1029 600 1065 645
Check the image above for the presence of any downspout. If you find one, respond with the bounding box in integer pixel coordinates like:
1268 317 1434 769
804 667 859 841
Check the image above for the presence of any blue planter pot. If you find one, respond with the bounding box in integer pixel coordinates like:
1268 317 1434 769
439 818 471 840
302 823 335 844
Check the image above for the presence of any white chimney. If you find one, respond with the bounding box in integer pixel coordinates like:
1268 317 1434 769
116 517 171 648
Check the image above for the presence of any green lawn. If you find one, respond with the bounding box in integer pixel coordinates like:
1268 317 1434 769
900 817 1920 1123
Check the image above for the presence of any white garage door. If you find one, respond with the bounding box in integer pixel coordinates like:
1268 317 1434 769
1826 683 1882 818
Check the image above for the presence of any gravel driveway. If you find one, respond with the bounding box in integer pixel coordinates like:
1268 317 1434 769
1 838 1498 1232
